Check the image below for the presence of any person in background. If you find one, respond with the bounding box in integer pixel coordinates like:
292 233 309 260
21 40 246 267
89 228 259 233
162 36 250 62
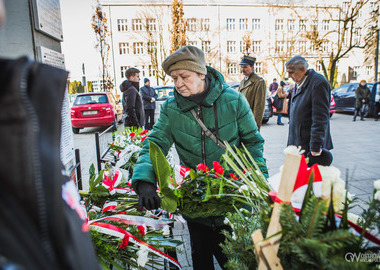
373 82 380 121
120 68 145 128
353 80 372 121
237 55 267 130
286 55 333 157
131 46 268 270
269 78 278 94
140 78 158 130
287 83 295 122
276 81 289 125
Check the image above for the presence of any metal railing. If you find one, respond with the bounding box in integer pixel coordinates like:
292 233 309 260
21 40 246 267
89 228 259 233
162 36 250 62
95 125 116 172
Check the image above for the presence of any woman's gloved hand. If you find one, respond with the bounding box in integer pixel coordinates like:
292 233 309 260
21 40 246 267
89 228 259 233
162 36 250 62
136 181 160 211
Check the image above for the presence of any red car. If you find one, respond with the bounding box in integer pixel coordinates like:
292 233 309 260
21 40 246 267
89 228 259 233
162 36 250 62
70 92 123 134
272 95 336 117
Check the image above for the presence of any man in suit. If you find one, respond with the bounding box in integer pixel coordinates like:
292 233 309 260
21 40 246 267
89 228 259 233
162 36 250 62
238 55 267 130
140 78 158 130
286 55 333 157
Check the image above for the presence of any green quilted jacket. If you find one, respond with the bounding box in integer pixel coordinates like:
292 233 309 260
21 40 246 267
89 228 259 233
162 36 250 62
131 67 268 225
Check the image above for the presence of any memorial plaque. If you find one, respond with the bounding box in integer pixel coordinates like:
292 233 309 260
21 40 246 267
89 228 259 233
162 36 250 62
60 91 75 168
32 0 63 41
37 46 65 69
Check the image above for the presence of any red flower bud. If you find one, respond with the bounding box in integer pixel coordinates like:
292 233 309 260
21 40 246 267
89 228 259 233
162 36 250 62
141 135 147 142
197 163 209 173
212 161 224 176
129 132 136 139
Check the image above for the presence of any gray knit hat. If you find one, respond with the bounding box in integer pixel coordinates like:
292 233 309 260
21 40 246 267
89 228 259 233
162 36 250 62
162 45 207 75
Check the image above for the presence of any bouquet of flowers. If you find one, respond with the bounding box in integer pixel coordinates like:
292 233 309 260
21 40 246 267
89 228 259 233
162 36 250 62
220 146 380 270
149 141 271 219
80 164 183 269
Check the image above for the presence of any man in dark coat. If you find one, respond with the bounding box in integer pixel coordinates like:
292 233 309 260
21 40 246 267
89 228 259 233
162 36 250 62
120 67 145 128
353 80 372 121
269 78 278 94
140 78 158 130
286 55 333 157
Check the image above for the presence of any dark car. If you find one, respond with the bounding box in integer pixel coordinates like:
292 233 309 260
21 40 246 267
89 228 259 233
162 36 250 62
227 82 272 124
332 82 374 113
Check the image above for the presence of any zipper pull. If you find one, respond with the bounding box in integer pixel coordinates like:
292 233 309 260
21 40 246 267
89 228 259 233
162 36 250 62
197 105 201 117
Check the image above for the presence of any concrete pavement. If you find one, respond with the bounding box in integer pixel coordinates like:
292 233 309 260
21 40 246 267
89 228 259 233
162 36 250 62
73 112 380 269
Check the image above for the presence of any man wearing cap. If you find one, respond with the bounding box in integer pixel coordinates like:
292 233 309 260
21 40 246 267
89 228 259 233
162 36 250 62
140 78 158 130
131 45 268 269
238 55 267 130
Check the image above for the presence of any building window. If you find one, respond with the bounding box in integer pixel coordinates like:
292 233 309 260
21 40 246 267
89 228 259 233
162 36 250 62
275 19 284 31
240 41 248 53
119 42 129 55
147 42 157 53
188 41 198 46
201 18 210 31
366 66 373 76
132 19 143 31
343 31 349 46
287 41 294 53
322 20 330 31
133 42 144 54
140 65 146 77
254 62 262 74
202 41 211 53
239 18 248 31
353 66 360 79
187 18 197 31
227 18 235 31
227 41 236 53
120 66 130 78
354 27 361 44
252 18 261 30
299 19 307 31
287 19 295 31
316 61 323 72
299 41 307 52
146 19 156 31
252 41 261 52
311 20 318 31
227 63 238 75
117 19 128 31
275 41 284 53
321 41 329 52
342 2 350 14
149 65 156 77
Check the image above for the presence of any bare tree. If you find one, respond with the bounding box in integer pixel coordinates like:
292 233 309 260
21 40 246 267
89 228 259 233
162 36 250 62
91 1 113 92
170 0 187 53
294 0 370 87
363 4 379 81
137 7 170 85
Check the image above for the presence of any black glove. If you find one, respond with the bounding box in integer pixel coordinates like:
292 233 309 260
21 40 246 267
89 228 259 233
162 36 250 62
136 181 160 211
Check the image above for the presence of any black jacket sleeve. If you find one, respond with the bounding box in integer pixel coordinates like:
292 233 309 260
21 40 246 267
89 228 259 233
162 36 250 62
126 87 139 126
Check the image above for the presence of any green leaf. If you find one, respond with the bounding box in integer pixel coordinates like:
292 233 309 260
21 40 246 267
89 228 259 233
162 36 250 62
149 141 177 212
325 185 337 231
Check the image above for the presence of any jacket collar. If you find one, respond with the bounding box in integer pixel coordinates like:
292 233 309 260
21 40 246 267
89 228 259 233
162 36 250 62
293 69 315 98
238 72 259 91
174 66 226 112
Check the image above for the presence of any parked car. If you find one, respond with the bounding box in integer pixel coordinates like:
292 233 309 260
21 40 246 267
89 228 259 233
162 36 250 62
70 92 123 134
332 82 375 114
153 85 175 121
271 93 336 117
227 82 273 124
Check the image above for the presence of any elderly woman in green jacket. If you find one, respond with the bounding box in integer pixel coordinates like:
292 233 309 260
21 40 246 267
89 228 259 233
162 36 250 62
132 45 268 269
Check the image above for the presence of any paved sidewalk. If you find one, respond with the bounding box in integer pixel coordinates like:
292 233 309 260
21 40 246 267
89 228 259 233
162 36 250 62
74 113 380 269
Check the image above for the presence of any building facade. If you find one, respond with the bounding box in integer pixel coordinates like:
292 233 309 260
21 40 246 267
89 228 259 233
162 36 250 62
100 0 379 94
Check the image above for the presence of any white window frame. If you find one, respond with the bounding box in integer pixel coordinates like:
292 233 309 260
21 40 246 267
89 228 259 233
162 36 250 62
227 18 235 31
299 19 307 31
202 41 211 53
299 41 307 52
133 42 144 54
146 18 156 31
117 19 128 31
239 18 248 31
252 18 261 30
227 63 238 75
201 18 210 31
132 19 143 31
227 41 236 53
120 66 130 78
275 19 284 31
322 20 330 31
187 18 197 31
119 42 129 55
254 62 262 74
276 41 284 53
287 19 295 31
147 42 157 53
252 41 261 52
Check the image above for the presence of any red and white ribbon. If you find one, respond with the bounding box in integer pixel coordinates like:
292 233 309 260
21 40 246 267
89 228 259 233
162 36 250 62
102 201 118 213
89 214 173 229
102 170 134 195
174 165 191 186
90 222 182 269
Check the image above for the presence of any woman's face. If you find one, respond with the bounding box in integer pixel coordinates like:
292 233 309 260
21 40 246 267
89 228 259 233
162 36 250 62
170 69 206 97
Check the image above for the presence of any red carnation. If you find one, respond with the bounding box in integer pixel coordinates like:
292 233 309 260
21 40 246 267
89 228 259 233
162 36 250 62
137 225 145 236
197 163 209 173
139 130 149 135
212 161 224 176
230 173 238 180
141 135 147 142
129 132 136 139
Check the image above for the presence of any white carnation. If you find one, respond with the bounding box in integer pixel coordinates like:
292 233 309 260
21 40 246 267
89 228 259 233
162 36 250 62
284 145 305 156
232 232 237 241
375 191 380 201
374 180 380 190
239 185 249 193
162 225 170 236
136 245 149 267
224 217 230 225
